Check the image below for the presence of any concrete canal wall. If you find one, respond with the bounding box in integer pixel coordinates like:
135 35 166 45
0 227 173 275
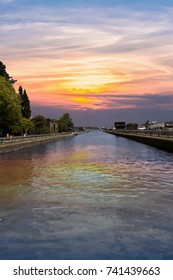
0 133 75 154
107 130 173 153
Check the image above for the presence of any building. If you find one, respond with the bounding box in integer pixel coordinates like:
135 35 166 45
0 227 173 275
46 119 59 133
165 121 173 131
114 122 126 129
147 121 165 130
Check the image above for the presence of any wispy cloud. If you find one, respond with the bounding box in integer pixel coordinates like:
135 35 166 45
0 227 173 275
1 3 173 123
0 0 14 3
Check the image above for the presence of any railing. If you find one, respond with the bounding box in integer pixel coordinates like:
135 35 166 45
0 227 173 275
112 129 173 138
0 133 71 144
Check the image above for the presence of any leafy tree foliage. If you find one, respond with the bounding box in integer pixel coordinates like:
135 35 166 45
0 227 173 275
0 76 22 136
18 85 31 118
31 115 50 134
58 113 74 132
0 61 17 84
126 123 138 130
21 117 34 135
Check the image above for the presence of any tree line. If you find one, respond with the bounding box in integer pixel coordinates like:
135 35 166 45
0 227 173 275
0 61 74 137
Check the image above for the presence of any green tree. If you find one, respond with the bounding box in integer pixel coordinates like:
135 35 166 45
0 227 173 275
58 113 74 132
18 85 31 118
0 61 17 84
21 117 34 135
126 123 138 130
31 115 50 134
0 76 22 136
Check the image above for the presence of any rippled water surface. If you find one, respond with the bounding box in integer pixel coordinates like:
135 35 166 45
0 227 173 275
0 130 173 259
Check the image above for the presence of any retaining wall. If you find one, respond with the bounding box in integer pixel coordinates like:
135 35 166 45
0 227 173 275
108 131 173 153
0 134 74 154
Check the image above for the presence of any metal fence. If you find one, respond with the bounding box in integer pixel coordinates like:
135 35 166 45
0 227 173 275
0 133 63 144
113 129 173 138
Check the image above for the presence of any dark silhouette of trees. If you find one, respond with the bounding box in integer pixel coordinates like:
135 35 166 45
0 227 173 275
31 115 50 134
126 123 138 130
18 85 31 118
0 61 17 84
58 113 74 132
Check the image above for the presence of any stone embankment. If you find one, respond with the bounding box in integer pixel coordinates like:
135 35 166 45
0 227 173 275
0 133 76 154
105 130 173 153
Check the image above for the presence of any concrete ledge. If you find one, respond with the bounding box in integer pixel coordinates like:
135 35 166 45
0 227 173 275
0 134 74 154
108 131 173 153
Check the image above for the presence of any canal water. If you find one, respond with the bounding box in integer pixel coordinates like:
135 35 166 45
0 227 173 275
0 130 173 260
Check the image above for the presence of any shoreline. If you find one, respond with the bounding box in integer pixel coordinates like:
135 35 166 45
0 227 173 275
0 133 75 154
105 130 173 153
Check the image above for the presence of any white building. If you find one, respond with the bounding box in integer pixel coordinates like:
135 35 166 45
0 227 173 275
148 121 165 130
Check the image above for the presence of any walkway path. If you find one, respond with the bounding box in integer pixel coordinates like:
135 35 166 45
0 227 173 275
0 133 76 154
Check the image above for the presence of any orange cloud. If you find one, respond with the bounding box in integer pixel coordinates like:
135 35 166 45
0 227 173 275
3 5 173 114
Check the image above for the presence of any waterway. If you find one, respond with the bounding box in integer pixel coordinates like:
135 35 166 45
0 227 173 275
0 130 173 259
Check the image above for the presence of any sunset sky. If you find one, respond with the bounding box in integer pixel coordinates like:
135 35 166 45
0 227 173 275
1 0 173 126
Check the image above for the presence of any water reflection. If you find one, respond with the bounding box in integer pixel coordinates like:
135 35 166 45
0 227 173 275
0 131 173 259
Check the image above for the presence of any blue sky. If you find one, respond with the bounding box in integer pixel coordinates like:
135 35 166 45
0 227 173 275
1 0 173 126
1 0 173 8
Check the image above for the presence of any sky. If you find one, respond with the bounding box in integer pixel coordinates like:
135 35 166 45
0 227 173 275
1 0 173 126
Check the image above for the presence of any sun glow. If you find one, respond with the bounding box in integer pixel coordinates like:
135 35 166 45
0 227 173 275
64 74 117 93
2 3 173 117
